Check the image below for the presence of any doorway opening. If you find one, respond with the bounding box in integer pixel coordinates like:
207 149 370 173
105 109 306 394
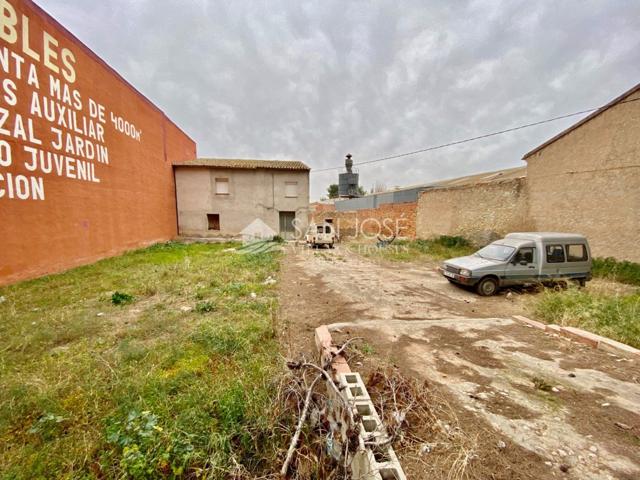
279 211 296 239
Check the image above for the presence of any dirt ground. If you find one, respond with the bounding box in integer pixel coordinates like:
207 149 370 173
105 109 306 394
278 244 640 480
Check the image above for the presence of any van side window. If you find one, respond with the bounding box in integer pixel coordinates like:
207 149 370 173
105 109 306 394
566 244 588 262
546 245 565 263
515 247 535 264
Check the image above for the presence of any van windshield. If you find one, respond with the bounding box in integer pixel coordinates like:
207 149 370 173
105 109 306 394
475 244 515 261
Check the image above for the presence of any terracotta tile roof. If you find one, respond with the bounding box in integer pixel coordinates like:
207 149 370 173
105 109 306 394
523 81 640 160
173 158 310 170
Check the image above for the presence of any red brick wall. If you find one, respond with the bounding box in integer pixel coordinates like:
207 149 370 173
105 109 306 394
311 202 417 239
0 0 196 285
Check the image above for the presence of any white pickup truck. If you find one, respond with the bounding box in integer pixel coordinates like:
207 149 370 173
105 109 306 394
305 222 337 248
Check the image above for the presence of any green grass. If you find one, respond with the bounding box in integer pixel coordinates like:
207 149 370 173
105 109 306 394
592 257 640 286
0 242 284 479
350 235 476 262
532 287 640 349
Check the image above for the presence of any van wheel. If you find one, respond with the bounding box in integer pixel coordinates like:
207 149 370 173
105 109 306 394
476 277 498 296
554 280 568 291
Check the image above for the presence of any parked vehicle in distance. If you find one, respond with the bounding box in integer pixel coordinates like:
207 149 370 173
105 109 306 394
440 232 592 296
305 222 337 248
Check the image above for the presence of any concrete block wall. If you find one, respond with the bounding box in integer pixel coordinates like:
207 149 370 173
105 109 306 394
337 372 407 480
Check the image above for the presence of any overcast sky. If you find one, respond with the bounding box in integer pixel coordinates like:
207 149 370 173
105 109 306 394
40 0 640 200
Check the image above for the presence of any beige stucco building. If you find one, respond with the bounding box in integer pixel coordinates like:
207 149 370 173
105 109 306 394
523 82 640 262
173 159 310 239
411 82 639 262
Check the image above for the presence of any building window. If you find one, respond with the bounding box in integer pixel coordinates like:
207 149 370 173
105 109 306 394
207 214 220 230
546 244 565 263
285 181 298 198
566 244 588 262
215 178 229 195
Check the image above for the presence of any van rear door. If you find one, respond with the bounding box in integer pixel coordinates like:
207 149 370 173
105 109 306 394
563 243 591 278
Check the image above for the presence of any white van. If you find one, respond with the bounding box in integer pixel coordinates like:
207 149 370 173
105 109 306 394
441 232 592 296
305 222 336 248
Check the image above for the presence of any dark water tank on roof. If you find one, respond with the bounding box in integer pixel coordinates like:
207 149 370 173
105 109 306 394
338 153 360 197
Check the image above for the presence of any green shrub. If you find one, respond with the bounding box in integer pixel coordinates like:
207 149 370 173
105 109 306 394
410 236 474 260
194 301 216 313
111 291 134 305
432 235 471 248
592 257 640 286
354 235 475 262
105 410 196 479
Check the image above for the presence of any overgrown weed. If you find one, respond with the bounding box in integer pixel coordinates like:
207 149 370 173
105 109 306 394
350 235 475 262
592 257 640 286
532 286 640 348
0 242 285 478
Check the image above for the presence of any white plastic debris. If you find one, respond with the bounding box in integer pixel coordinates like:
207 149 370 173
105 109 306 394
250 292 257 299
96 312 105 317
0 295 5 303
392 410 406 426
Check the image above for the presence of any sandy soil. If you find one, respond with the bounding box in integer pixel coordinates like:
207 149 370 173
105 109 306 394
278 244 640 480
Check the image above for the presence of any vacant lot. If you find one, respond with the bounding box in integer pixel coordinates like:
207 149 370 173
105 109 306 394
351 238 640 349
0 242 283 479
279 243 640 479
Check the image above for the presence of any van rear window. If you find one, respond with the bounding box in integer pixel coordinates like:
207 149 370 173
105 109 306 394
546 245 565 263
566 244 588 262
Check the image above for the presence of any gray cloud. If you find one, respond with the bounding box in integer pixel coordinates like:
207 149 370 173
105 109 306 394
40 0 640 199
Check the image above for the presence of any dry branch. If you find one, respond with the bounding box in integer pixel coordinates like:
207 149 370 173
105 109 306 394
280 373 322 478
